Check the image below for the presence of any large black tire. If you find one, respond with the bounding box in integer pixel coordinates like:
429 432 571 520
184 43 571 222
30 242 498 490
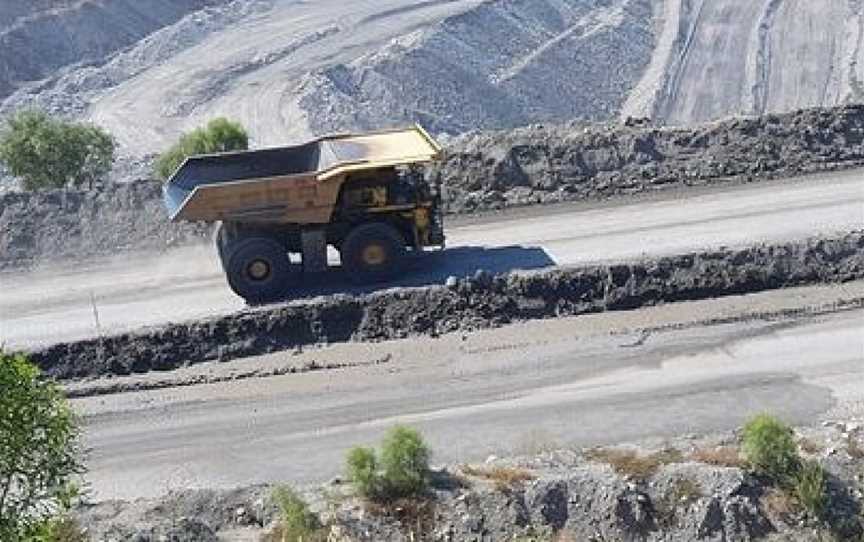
214 223 231 271
224 237 298 303
340 222 407 284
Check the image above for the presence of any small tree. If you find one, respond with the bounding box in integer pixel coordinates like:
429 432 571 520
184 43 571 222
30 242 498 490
155 117 249 180
380 426 431 498
345 426 430 502
0 351 84 540
0 110 116 190
346 447 379 498
742 414 799 484
264 486 326 542
794 459 827 518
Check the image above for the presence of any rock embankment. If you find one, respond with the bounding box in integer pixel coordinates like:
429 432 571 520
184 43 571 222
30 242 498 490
3 104 864 270
0 180 209 270
433 104 864 212
29 231 864 380
74 422 864 541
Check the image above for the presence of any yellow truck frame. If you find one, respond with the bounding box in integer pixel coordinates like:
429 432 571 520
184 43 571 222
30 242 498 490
164 125 445 303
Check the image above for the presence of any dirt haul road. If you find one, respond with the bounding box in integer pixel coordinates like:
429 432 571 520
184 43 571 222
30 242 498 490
76 285 864 501
1 171 863 350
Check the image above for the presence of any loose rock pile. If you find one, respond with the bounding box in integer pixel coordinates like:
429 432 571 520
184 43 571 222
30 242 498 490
433 104 864 212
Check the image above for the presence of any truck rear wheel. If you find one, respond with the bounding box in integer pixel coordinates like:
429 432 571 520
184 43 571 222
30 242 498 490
215 223 231 270
341 223 406 284
225 237 298 303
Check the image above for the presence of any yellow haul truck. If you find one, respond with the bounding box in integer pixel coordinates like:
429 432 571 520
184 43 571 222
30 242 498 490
163 125 445 303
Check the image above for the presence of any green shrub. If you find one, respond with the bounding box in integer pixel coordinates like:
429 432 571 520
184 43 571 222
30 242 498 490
155 117 248 180
0 110 116 190
380 426 431 498
29 513 87 542
0 351 84 541
345 426 430 502
795 459 827 519
742 414 831 522
265 486 326 542
742 414 799 484
346 447 379 498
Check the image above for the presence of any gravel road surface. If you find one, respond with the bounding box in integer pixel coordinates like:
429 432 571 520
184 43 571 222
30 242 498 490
75 283 864 501
1 171 861 349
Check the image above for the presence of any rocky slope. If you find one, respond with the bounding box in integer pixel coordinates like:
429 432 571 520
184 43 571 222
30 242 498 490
0 0 861 157
0 0 226 102
72 423 864 541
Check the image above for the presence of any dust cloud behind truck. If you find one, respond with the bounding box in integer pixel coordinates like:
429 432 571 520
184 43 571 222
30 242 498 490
163 125 445 303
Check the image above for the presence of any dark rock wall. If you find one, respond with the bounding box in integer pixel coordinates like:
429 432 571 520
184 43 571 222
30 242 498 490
29 231 864 379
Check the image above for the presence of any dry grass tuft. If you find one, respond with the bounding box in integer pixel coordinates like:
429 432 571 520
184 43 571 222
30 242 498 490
798 437 823 455
362 496 437 538
654 477 705 528
847 435 864 461
512 530 578 542
583 447 684 481
689 445 746 468
461 465 536 492
760 486 801 522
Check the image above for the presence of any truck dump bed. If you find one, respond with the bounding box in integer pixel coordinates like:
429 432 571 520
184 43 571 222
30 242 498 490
163 125 442 224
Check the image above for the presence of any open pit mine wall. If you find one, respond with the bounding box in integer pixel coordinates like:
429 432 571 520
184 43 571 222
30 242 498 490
0 0 225 100
3 104 864 271
29 231 864 380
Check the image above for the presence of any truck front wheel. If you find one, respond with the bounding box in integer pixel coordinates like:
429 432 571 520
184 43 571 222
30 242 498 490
225 237 297 304
341 223 406 284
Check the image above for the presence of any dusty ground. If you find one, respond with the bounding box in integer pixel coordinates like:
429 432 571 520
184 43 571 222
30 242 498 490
70 280 864 502
3 170 861 350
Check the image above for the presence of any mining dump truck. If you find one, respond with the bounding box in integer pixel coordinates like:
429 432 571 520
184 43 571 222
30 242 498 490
163 125 445 303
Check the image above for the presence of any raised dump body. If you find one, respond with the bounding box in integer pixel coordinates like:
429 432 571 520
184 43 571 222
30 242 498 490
163 125 445 303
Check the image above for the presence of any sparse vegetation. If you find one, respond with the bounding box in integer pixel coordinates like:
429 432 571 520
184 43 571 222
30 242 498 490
155 117 248 180
795 460 828 519
798 437 823 455
380 426 430 499
742 414 800 485
263 486 327 542
0 351 84 541
689 445 745 468
346 446 379 498
666 477 704 506
0 110 116 190
28 513 87 542
761 486 800 521
742 414 831 521
654 477 704 528
847 436 864 461
583 447 684 481
345 426 430 503
460 465 535 493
